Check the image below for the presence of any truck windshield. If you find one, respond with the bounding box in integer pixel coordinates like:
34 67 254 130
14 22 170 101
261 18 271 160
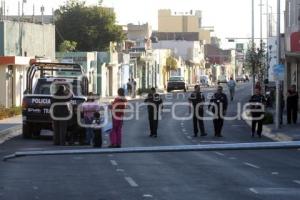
33 81 82 96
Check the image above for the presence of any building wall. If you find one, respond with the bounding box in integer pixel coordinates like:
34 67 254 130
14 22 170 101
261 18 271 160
0 66 6 106
0 21 55 59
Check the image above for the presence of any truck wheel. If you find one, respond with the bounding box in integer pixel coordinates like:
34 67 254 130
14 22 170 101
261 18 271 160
22 123 32 139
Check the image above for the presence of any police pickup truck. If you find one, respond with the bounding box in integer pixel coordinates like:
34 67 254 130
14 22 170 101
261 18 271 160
22 62 89 139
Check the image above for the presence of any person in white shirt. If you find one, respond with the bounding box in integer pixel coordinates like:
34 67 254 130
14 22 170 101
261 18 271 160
227 77 236 101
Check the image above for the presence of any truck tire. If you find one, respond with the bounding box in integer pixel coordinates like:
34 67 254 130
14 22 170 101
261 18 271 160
22 123 32 139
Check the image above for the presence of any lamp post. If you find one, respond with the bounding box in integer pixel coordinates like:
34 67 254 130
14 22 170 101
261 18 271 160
275 0 281 130
251 0 255 95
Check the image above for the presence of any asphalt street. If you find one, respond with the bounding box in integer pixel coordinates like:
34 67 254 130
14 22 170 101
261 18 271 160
0 82 299 200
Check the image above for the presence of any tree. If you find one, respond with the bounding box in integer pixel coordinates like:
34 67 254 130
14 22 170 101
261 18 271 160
58 40 77 52
165 56 178 79
244 42 266 83
55 0 125 51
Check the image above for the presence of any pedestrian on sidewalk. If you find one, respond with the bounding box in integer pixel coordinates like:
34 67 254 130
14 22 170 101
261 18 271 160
127 79 132 97
51 85 73 145
249 87 266 138
109 88 127 148
209 86 228 137
287 84 299 124
227 76 236 101
188 85 207 137
144 87 163 137
81 93 101 145
132 79 137 98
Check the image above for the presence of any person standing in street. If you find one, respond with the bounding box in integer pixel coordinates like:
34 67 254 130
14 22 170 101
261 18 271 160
127 79 132 97
287 85 299 124
144 87 163 137
227 76 236 101
249 87 266 138
209 86 228 137
109 88 127 148
132 79 137 98
81 93 101 145
51 84 73 145
188 85 207 137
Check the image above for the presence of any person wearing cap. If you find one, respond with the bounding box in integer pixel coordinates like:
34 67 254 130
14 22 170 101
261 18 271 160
51 84 73 145
81 93 101 145
188 85 207 137
144 87 163 137
209 86 228 137
249 87 266 138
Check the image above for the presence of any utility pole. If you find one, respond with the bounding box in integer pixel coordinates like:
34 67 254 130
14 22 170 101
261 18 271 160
275 0 281 129
252 0 255 95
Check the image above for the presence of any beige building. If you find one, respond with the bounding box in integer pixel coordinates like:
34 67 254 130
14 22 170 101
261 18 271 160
158 9 211 44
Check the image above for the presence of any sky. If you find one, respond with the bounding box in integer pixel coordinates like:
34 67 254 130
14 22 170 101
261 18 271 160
4 0 285 48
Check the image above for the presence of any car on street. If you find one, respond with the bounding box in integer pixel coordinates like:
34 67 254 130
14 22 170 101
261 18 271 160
236 75 246 82
167 76 188 92
199 75 211 87
217 75 228 84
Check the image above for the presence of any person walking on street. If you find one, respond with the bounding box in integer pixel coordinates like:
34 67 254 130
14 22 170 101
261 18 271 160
127 79 132 97
227 76 236 101
209 86 228 137
144 87 163 137
188 85 207 137
132 79 137 98
249 87 266 138
109 88 127 148
51 84 73 145
287 85 299 124
81 93 101 145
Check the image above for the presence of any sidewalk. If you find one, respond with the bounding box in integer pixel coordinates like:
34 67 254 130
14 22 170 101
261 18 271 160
0 115 22 144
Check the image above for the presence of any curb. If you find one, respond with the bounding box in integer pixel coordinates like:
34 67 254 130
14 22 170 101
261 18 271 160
0 125 22 144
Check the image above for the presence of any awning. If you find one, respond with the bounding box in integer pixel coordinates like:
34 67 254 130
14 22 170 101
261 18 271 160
0 56 31 66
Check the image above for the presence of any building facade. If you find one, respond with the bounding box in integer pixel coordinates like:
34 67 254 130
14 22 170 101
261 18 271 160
158 9 211 44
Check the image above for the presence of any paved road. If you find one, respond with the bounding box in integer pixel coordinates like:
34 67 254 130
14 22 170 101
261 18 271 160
0 82 299 200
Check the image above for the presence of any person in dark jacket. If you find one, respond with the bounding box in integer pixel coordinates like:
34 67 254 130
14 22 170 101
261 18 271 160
209 86 228 137
188 85 207 137
51 84 73 145
249 87 266 138
287 85 299 124
144 87 163 137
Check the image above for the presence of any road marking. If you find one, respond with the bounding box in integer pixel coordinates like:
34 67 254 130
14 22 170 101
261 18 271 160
271 172 279 175
187 136 192 139
183 132 188 135
249 188 258 194
244 162 260 169
116 169 125 172
192 140 196 143
293 180 300 185
215 152 225 156
182 129 186 132
143 194 153 198
229 157 237 160
103 140 108 145
110 160 118 166
125 177 139 187
33 186 39 190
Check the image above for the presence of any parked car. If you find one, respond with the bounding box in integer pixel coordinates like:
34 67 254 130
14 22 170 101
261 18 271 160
236 75 246 82
217 75 228 84
199 75 211 87
167 76 187 92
